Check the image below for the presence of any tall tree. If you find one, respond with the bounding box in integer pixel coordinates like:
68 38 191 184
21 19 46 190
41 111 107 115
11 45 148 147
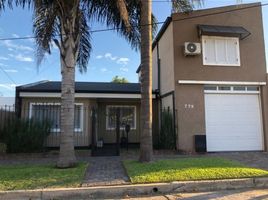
139 0 153 162
138 0 202 162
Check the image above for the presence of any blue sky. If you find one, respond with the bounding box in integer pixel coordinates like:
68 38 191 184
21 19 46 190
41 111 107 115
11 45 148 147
0 0 267 97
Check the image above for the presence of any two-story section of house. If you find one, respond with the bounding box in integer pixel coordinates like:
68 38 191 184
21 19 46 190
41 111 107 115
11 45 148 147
150 3 268 152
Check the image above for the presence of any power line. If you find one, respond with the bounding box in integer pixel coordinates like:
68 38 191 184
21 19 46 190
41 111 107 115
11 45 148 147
0 2 267 41
0 65 16 85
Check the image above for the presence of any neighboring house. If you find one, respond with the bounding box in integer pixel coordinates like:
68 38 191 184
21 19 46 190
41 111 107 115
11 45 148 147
144 2 268 152
16 2 268 153
15 81 158 147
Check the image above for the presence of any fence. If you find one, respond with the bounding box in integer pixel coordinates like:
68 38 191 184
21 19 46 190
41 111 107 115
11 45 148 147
0 104 91 148
0 104 128 155
0 105 15 131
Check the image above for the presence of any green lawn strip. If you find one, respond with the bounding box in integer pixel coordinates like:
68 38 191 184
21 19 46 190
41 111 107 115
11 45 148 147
0 162 88 191
124 157 268 184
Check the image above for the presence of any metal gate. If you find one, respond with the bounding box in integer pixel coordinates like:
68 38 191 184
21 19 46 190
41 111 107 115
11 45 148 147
91 107 120 156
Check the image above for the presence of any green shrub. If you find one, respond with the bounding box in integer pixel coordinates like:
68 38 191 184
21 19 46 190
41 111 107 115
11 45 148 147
1 118 51 153
159 108 176 149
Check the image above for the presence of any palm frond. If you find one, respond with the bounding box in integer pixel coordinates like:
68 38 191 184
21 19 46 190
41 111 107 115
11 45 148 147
76 10 91 73
33 0 59 66
84 0 156 51
172 0 203 13
0 0 13 11
116 0 131 31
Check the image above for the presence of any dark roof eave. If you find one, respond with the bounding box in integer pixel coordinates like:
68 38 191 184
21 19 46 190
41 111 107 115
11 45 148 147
152 17 172 50
136 64 141 73
198 24 251 40
136 17 172 74
18 90 143 94
18 91 158 96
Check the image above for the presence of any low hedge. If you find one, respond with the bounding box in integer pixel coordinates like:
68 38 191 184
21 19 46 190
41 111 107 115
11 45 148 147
1 118 51 153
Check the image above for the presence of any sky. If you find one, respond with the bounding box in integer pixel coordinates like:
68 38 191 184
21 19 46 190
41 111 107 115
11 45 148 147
0 0 267 97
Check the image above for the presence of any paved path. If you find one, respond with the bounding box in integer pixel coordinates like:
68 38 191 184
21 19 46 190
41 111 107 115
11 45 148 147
124 188 268 200
82 157 130 187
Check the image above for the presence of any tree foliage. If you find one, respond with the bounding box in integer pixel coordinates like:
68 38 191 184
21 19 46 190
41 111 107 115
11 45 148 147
111 75 129 83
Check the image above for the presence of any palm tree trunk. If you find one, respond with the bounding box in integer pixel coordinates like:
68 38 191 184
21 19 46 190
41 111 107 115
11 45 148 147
139 0 153 162
57 21 77 168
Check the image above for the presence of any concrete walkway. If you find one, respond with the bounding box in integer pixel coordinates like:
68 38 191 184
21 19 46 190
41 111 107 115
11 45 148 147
82 157 130 187
125 188 268 200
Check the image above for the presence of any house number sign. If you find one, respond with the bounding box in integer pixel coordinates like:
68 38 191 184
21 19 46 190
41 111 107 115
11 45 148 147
184 104 194 109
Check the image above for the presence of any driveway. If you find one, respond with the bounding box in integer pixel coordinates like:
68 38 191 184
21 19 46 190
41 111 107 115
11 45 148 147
206 152 268 170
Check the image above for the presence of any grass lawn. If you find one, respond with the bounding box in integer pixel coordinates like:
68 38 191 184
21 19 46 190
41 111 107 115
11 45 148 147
124 157 268 184
0 163 88 191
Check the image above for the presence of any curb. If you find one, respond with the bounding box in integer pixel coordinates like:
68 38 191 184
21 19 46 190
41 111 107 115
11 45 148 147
1 177 268 200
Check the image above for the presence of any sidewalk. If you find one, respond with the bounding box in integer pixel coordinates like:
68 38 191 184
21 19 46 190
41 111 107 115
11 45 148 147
1 177 268 200
82 157 130 187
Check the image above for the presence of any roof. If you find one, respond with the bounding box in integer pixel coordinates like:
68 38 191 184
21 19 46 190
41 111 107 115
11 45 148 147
198 24 251 40
17 81 143 94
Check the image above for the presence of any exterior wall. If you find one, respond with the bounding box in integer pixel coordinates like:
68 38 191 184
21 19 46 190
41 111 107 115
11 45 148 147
20 97 95 147
19 96 159 147
152 46 158 90
169 3 268 152
158 22 175 95
161 95 173 110
96 99 141 144
175 85 206 152
172 3 266 82
261 75 268 151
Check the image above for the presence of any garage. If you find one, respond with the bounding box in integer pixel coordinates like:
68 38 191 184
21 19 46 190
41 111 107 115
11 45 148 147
204 85 263 152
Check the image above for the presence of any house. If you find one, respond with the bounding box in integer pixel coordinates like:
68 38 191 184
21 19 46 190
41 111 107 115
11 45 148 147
15 81 159 149
16 2 268 153
144 2 268 152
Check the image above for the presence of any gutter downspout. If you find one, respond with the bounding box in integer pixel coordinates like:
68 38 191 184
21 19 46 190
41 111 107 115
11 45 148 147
156 42 162 148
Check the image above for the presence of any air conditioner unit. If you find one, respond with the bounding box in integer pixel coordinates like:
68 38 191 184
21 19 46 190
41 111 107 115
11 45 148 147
184 42 201 56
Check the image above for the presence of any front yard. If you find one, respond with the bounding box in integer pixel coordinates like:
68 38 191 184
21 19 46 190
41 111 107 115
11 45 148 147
0 163 88 190
124 157 268 184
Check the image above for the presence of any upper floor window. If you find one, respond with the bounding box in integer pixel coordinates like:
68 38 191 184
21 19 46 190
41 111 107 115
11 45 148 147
202 36 240 66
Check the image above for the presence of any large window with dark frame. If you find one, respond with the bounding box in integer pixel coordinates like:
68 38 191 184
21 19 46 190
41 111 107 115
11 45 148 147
29 103 83 132
106 105 136 130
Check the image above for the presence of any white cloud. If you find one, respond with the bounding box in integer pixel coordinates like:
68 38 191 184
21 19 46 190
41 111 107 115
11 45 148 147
0 84 16 90
96 55 103 59
4 69 18 73
9 53 34 62
117 57 130 65
1 40 34 52
100 68 108 72
0 56 9 60
120 67 129 72
12 33 19 38
104 53 117 61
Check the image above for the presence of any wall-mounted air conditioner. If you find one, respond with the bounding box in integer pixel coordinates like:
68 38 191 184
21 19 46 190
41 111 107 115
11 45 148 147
184 42 201 56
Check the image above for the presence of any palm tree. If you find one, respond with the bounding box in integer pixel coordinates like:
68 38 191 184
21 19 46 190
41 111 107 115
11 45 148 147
139 0 153 162
139 0 202 162
3 0 142 168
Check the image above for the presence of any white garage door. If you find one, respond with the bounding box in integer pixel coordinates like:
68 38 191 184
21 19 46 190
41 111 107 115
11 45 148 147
205 93 263 152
